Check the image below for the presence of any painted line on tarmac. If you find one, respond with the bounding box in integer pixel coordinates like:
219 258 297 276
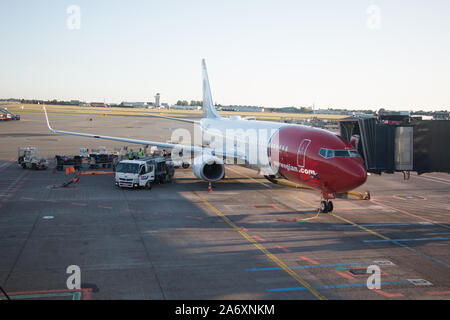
97 205 112 209
0 288 92 300
71 202 87 206
329 211 450 269
194 191 327 300
267 280 410 292
370 199 449 230
228 165 450 270
426 290 450 296
246 261 378 272
335 271 355 280
226 166 271 189
333 222 434 228
299 256 320 265
186 215 203 220
373 289 404 298
252 235 266 242
275 245 292 253
363 237 450 243
412 174 450 186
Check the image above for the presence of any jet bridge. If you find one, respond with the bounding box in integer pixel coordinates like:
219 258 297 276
339 115 450 175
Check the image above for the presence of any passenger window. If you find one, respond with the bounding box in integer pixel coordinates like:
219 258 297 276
326 149 335 158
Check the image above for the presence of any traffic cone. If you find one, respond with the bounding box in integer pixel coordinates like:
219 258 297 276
208 182 212 192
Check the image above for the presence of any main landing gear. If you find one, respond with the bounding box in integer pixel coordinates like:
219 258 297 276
320 200 333 213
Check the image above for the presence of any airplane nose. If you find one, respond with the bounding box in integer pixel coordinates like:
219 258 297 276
350 162 367 187
333 160 367 192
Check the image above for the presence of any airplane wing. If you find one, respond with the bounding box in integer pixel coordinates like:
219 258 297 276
43 106 203 153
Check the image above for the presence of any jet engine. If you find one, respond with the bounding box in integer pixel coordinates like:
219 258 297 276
192 155 225 182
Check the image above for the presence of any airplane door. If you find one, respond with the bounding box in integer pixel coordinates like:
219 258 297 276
297 139 311 168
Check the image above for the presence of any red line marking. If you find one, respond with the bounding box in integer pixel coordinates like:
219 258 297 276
374 289 403 298
299 256 320 265
5 288 93 296
274 218 297 223
45 200 58 203
426 291 450 296
186 215 202 220
71 202 87 206
152 212 171 216
335 270 355 280
97 205 112 209
275 245 292 253
252 235 266 242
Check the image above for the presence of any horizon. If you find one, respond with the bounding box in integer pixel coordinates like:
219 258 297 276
1 1 449 111
2 98 448 113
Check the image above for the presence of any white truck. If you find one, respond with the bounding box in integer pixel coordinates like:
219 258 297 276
114 156 174 189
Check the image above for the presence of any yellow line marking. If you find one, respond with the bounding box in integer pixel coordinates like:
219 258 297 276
327 212 392 241
227 166 392 240
276 190 316 208
227 166 322 222
193 192 327 300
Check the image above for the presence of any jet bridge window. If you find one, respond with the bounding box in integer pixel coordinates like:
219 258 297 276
319 148 360 159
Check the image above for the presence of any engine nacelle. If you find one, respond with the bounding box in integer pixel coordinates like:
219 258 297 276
192 155 225 182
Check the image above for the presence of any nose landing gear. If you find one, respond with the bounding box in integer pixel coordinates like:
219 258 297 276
320 200 333 213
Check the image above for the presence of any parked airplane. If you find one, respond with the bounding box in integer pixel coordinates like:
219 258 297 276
43 59 367 212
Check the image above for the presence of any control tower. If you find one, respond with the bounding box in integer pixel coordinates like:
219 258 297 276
155 93 160 108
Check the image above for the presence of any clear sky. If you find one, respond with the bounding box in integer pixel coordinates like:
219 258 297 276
1 0 449 111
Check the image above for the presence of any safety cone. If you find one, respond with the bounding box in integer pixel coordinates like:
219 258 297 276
208 182 212 192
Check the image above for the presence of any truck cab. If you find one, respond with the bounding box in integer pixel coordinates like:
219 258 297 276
18 147 48 170
114 156 174 189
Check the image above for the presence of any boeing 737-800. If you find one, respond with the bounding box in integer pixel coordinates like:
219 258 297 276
43 60 367 212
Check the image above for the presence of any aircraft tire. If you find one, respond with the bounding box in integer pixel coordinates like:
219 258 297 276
320 201 328 213
327 201 333 213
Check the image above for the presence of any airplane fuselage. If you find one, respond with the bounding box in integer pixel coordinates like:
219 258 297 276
201 117 367 198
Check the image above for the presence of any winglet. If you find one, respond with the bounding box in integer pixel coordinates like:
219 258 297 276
43 106 56 133
202 59 221 119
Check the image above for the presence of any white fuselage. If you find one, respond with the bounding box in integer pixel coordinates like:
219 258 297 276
200 117 287 175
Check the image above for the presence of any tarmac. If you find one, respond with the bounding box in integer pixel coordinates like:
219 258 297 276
0 110 449 300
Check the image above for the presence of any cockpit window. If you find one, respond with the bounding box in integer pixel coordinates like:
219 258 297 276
327 149 335 158
319 148 327 158
349 150 360 157
319 148 360 159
